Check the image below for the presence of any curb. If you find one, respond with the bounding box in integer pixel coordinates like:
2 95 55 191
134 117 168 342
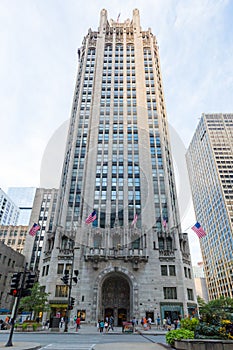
0 343 41 350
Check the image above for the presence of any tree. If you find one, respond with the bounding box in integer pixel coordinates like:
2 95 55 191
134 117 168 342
197 295 206 309
19 282 50 320
199 296 233 324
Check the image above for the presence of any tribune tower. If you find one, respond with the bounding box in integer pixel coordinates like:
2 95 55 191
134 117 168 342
40 9 196 324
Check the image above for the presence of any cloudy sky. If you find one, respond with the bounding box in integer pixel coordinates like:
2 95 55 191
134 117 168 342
1 0 232 264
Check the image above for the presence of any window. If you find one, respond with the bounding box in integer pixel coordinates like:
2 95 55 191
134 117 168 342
57 263 64 274
161 265 168 276
187 289 194 300
169 265 176 276
163 287 177 299
158 238 164 250
55 285 68 297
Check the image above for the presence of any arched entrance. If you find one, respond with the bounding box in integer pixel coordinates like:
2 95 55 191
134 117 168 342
101 274 130 326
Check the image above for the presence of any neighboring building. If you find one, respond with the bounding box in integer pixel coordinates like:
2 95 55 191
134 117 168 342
0 241 25 313
186 113 233 300
7 187 36 225
40 9 196 324
23 188 58 271
0 225 28 254
0 189 20 226
193 262 209 303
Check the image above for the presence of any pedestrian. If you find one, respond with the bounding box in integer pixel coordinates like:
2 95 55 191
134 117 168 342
75 316 81 331
60 316 64 328
163 317 167 330
166 317 172 331
140 317 144 328
132 317 137 332
147 317 152 330
104 320 109 333
157 315 161 329
143 317 147 330
108 315 114 331
99 320 104 333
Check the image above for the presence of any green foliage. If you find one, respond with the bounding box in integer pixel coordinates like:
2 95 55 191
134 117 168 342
22 322 28 331
19 282 50 319
199 296 233 324
166 329 194 346
180 317 199 331
32 323 40 331
197 295 206 308
196 297 233 339
195 323 221 338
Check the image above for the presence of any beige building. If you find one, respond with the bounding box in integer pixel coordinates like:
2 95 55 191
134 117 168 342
23 188 58 271
40 9 197 325
193 262 208 303
186 113 233 300
0 225 28 254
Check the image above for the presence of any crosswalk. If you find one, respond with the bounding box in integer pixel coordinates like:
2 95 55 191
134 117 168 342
41 344 96 350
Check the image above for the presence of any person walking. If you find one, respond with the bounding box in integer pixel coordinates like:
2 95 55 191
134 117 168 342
147 317 152 330
75 316 81 331
99 320 104 333
157 315 161 329
60 316 64 328
104 320 109 333
108 315 114 331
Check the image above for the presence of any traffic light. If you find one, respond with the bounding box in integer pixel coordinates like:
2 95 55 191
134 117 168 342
61 272 69 285
72 270 79 284
22 272 36 296
9 272 21 297
71 297 75 307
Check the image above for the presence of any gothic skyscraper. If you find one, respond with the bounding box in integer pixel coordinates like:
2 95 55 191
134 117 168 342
40 9 196 324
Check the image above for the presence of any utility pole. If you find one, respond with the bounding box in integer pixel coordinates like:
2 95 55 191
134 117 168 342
5 265 27 347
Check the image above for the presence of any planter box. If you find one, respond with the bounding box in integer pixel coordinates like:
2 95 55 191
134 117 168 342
174 339 233 350
15 325 42 332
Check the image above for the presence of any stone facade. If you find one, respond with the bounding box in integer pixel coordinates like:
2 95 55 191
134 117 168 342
40 9 197 325
0 241 25 312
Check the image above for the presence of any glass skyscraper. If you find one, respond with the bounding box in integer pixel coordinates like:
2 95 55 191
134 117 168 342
186 113 233 300
7 187 36 225
40 9 196 324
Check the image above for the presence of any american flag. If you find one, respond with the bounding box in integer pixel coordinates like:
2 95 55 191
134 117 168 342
29 223 41 237
85 210 97 224
131 214 138 227
191 222 207 239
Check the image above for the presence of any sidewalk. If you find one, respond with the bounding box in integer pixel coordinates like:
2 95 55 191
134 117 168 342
0 325 170 350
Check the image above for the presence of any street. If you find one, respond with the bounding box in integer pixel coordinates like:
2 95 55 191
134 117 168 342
0 331 167 350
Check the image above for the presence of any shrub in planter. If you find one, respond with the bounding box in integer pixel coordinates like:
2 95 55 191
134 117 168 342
166 329 194 347
32 323 38 331
22 322 28 331
180 317 199 331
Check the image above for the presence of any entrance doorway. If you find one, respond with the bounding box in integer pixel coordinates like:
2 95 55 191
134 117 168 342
101 274 130 326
